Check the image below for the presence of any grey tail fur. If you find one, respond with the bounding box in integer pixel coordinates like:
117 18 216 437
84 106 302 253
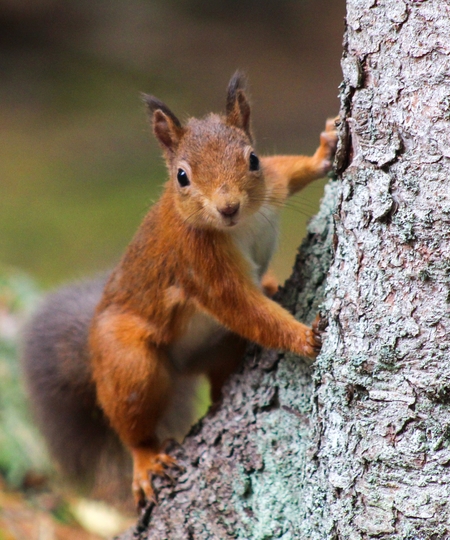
21 275 132 505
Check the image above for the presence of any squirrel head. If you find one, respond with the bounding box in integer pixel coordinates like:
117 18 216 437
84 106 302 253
142 72 267 230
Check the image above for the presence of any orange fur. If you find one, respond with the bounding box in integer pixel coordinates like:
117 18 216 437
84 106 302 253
89 73 338 505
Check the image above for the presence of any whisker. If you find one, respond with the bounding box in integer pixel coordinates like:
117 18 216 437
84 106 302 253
274 196 320 213
249 197 319 218
182 206 207 227
257 206 278 236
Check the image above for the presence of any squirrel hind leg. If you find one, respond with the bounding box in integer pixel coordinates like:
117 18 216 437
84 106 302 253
155 373 199 443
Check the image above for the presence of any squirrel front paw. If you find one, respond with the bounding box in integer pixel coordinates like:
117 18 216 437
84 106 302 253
295 319 322 359
315 116 339 176
304 326 322 359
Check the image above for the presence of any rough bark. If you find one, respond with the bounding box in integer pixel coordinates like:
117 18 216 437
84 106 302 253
119 1 450 538
313 0 450 537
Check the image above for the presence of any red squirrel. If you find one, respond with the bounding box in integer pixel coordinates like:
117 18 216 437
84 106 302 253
23 72 337 507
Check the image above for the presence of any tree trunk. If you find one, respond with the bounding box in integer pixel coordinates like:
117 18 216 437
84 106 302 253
321 0 450 536
119 1 450 538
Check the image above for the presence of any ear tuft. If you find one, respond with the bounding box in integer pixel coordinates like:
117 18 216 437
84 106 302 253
142 94 183 129
226 71 247 111
141 93 184 154
225 71 252 139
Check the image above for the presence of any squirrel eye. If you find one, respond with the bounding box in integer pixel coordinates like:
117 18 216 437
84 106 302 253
249 152 260 172
177 168 190 187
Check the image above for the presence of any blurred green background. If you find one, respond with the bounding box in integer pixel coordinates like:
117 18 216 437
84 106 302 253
1 0 345 288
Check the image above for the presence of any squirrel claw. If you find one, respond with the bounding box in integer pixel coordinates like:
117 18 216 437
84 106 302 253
131 448 182 508
133 476 156 509
299 326 321 359
325 116 340 133
316 117 339 176
163 471 176 485
299 314 326 359
311 313 327 353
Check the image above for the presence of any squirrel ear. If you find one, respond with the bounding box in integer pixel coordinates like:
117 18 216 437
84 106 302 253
142 94 184 154
225 71 252 139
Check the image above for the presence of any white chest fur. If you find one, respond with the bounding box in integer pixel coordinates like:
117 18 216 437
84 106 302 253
230 205 280 283
168 205 281 370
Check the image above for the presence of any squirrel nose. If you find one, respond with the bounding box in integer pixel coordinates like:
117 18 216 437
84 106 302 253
218 201 240 217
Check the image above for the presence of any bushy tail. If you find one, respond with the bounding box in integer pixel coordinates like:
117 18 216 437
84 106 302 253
21 276 132 506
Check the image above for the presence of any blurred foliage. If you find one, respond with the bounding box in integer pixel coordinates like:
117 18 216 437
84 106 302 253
0 485 132 539
0 268 134 538
0 267 50 486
